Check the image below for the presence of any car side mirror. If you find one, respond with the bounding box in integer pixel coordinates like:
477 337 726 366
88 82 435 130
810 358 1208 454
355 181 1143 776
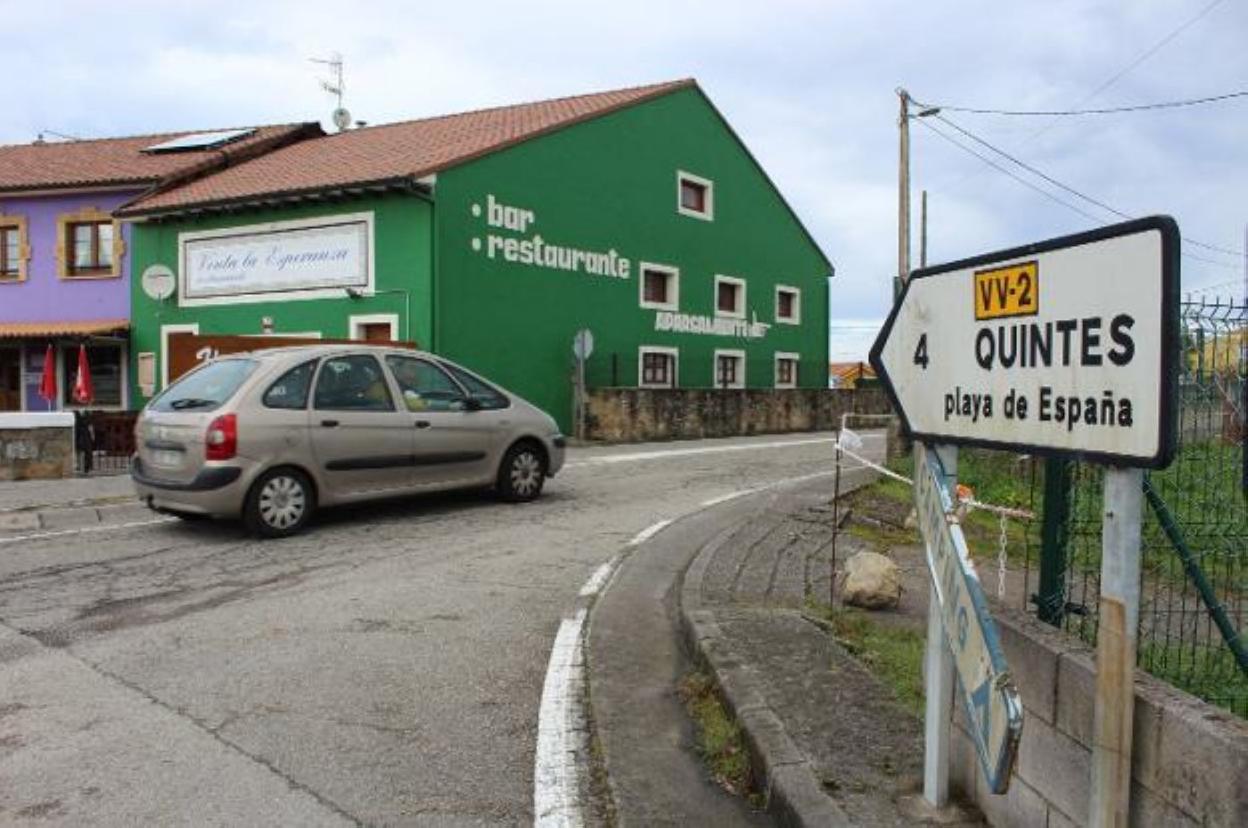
461 397 483 412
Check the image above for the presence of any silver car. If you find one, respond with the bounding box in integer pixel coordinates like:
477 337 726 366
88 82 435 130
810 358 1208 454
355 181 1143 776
132 345 565 537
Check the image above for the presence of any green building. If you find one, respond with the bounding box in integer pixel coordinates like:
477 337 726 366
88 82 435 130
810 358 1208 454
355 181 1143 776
119 79 833 431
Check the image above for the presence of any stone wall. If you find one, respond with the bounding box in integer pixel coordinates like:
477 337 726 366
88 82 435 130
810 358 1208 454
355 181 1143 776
584 387 893 442
0 414 75 481
950 604 1248 826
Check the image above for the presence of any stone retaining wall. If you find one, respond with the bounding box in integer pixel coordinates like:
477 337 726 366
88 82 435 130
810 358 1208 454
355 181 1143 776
0 414 75 481
950 604 1248 826
584 387 894 442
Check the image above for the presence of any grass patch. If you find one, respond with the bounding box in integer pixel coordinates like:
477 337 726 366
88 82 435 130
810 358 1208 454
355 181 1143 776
809 604 926 718
677 671 762 806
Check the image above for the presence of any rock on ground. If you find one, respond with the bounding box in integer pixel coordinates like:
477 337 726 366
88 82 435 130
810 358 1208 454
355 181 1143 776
840 551 901 610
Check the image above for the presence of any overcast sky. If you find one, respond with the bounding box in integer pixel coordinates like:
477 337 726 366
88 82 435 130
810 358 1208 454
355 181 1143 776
6 0 1245 358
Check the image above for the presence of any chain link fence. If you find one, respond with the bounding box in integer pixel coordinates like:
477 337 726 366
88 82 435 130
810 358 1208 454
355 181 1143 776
1023 296 1247 716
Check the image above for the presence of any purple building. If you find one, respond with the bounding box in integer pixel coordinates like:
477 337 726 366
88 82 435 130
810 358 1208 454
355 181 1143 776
0 124 319 412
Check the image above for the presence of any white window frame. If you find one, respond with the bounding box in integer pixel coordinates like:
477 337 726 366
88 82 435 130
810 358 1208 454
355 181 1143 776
638 262 680 312
713 348 746 390
774 352 800 389
775 285 801 325
160 322 199 392
349 313 399 341
677 170 714 221
638 346 679 389
713 275 746 319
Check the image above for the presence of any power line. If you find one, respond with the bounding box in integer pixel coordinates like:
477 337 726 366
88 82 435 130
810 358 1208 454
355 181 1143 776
915 118 1110 224
929 113 1245 259
1072 0 1227 110
915 117 1243 272
913 89 1248 117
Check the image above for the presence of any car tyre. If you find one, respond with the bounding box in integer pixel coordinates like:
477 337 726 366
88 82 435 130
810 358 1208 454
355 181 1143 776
497 442 546 502
244 467 315 538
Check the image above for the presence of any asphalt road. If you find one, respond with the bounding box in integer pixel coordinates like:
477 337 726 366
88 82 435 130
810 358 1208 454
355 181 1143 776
0 432 866 826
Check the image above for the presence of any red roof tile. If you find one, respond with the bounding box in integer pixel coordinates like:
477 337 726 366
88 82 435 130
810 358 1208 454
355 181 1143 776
0 124 322 194
120 79 696 216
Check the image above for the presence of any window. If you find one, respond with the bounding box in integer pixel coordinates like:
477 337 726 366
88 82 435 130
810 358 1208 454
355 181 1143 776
263 361 317 410
639 263 679 311
57 208 121 279
350 314 399 343
67 221 115 276
714 275 746 319
0 217 28 282
638 347 678 389
62 345 124 408
775 286 801 324
677 171 714 220
151 358 257 413
439 361 510 410
313 355 394 411
775 352 799 389
386 355 466 412
714 349 745 389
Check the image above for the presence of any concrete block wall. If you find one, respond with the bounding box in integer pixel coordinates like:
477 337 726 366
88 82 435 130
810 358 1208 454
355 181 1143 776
583 387 893 442
0 414 75 481
951 604 1248 827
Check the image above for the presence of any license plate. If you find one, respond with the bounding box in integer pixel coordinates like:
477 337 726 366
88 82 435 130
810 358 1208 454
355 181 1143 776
152 449 183 467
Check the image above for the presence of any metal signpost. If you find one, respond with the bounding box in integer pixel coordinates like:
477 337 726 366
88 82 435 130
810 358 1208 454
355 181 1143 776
572 329 594 441
871 216 1180 823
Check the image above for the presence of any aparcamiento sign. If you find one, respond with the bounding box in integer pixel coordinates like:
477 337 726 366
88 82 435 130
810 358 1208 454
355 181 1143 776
871 217 1180 468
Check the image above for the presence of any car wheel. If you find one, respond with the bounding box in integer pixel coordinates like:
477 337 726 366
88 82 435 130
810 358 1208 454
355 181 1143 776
497 442 546 502
244 468 315 538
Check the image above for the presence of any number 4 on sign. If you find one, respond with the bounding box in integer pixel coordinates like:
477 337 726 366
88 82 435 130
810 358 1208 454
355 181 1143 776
914 333 929 370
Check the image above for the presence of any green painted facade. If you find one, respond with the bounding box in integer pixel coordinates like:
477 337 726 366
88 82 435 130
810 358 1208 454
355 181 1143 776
127 86 830 432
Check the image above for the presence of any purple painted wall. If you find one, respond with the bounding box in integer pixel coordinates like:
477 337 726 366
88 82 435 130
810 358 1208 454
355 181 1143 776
0 190 137 323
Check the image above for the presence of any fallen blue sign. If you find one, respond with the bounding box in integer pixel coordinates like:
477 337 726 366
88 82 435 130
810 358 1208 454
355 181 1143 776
915 446 1024 793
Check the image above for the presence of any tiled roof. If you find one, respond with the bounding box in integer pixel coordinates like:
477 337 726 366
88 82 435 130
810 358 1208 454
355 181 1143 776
0 124 321 194
0 319 129 338
120 79 696 216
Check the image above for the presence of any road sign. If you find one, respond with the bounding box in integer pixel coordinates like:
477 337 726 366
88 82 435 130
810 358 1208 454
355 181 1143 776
915 445 1023 794
572 328 594 360
871 217 1180 468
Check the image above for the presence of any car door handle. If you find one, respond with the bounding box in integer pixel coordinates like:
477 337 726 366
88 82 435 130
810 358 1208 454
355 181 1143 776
320 419 340 428
414 420 431 429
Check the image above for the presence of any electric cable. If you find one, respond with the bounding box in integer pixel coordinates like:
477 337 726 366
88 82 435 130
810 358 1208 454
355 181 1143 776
913 89 1248 117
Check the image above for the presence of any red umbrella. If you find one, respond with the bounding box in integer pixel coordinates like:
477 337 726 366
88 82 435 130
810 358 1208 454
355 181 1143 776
38 344 57 406
73 345 94 405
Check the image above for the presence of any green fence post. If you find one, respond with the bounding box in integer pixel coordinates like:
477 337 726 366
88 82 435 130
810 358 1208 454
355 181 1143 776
1036 456 1072 627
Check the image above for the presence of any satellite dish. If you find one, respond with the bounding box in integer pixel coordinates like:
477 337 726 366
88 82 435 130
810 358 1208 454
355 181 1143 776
332 107 353 131
141 265 176 301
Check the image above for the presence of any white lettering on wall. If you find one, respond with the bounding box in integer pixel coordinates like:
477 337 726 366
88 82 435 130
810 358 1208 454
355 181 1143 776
471 194 631 280
654 311 769 339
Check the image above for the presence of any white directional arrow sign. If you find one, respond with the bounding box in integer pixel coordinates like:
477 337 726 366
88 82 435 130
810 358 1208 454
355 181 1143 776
870 217 1180 468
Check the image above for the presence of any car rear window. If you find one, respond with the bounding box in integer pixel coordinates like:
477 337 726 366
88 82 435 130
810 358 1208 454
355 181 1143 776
149 359 259 413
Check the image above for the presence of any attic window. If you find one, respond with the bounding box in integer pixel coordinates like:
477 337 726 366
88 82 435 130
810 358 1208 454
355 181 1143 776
677 171 713 220
142 128 257 154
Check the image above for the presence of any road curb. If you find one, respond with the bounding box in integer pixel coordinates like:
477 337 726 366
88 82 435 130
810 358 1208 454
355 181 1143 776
0 497 147 536
677 486 877 827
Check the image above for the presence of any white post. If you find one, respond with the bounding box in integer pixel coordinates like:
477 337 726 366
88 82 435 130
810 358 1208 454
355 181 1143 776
1090 467 1144 828
923 442 957 808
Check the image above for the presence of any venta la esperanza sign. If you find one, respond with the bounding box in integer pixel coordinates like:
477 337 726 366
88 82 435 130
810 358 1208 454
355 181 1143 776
181 217 370 301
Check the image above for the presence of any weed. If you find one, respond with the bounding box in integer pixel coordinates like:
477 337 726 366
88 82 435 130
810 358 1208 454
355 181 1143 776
808 604 926 718
677 671 763 807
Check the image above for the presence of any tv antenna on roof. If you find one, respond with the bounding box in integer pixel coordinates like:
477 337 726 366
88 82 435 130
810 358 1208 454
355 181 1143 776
310 52 352 132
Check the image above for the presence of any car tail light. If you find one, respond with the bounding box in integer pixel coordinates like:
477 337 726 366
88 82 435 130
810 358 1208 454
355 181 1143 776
205 414 237 461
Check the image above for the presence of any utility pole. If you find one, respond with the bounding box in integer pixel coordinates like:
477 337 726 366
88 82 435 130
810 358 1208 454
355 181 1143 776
897 89 912 295
899 86 955 812
920 189 929 268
